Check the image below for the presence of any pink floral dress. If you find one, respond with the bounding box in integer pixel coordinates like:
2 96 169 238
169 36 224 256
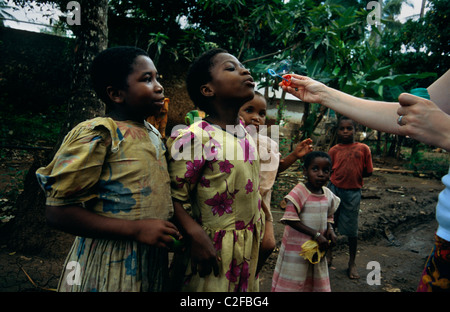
166 120 264 292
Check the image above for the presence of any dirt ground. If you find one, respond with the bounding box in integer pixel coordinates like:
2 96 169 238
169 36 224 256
0 152 446 293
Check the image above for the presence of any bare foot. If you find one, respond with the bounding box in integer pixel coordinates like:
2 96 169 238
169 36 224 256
347 263 360 279
326 251 333 267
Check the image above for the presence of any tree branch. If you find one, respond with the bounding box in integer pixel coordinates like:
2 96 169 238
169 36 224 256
242 43 299 64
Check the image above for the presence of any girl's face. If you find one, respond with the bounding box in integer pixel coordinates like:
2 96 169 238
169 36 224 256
304 157 332 193
337 120 355 144
239 95 267 131
205 53 255 109
121 55 165 119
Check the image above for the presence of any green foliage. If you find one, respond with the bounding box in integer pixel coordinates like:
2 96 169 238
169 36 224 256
104 0 440 159
0 26 72 150
380 0 449 85
147 32 169 65
403 144 449 178
0 103 64 146
4 0 445 164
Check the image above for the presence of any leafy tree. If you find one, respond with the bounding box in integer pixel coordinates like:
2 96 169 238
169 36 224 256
381 0 449 84
376 0 448 158
4 0 444 252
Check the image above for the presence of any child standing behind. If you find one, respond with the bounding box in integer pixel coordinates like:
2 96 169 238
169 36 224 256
272 151 340 292
36 47 180 292
328 116 373 279
166 48 262 292
238 92 313 274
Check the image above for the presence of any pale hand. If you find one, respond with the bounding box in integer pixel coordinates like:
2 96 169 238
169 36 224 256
397 93 450 151
280 74 328 104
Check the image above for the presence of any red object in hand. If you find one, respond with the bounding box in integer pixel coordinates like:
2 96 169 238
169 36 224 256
282 75 292 86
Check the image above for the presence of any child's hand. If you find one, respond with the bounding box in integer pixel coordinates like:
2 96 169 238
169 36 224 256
316 234 330 252
293 138 313 159
326 228 337 247
190 227 220 277
133 219 181 249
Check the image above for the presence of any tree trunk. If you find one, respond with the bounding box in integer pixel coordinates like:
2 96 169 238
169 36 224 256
61 0 109 135
376 130 382 155
387 134 397 157
300 102 310 139
420 0 427 18
396 135 404 159
3 0 109 256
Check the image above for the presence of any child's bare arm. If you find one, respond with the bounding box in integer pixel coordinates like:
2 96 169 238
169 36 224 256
172 199 220 277
46 205 180 248
326 222 337 246
363 169 372 178
278 138 313 173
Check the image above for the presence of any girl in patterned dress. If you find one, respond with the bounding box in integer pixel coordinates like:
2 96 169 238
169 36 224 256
35 47 180 292
272 151 340 292
166 48 263 291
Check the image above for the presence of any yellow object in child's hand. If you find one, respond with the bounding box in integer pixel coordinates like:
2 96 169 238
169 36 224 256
299 240 325 264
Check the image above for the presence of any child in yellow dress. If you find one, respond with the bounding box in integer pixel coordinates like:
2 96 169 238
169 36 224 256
166 48 262 291
36 46 180 292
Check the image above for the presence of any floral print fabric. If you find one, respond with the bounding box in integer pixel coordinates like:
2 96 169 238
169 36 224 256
36 117 174 291
167 120 264 292
417 235 450 292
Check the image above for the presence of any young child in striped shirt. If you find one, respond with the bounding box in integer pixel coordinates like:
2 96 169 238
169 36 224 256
271 151 340 292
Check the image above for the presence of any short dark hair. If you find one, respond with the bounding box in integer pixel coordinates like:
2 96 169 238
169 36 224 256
91 46 149 106
186 48 228 112
303 151 332 169
254 91 265 100
338 115 356 128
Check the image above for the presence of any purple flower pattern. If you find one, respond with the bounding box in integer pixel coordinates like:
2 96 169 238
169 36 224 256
200 176 210 188
219 160 234 173
184 159 204 184
245 179 253 194
235 217 255 232
238 137 256 164
213 230 226 251
168 120 263 292
205 191 233 216
226 259 250 292
226 259 241 283
237 260 249 292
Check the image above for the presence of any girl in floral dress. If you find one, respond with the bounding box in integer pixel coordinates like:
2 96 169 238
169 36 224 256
36 47 180 291
166 48 263 291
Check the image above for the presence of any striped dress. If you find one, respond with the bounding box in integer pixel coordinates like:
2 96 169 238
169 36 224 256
271 182 340 292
